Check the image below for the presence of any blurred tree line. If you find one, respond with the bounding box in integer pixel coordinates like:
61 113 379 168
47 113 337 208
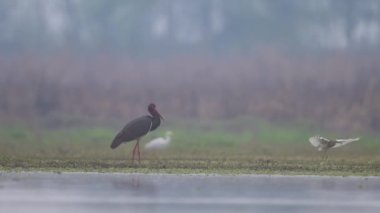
0 0 380 53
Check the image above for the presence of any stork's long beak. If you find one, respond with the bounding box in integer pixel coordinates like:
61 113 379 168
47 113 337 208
155 109 164 121
159 113 164 121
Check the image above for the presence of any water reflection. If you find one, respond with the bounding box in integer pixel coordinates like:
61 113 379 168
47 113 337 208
111 176 157 194
0 173 379 213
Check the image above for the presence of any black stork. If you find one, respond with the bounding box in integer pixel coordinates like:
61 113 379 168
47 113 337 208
110 103 164 163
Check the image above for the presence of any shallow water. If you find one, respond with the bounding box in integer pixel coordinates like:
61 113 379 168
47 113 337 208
0 172 379 213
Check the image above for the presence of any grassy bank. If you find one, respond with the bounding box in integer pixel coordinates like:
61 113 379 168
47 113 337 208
1 117 379 175
1 157 380 176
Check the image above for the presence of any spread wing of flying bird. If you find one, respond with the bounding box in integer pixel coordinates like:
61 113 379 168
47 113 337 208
333 137 360 148
309 135 360 151
309 136 328 148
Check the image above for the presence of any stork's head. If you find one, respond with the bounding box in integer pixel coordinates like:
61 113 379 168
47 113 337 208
148 103 164 120
148 103 156 109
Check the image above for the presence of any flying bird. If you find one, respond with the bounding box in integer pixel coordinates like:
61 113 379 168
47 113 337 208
309 135 360 158
145 131 172 149
110 103 164 163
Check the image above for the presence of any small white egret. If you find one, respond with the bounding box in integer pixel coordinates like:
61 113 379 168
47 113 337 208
145 131 172 149
309 135 360 158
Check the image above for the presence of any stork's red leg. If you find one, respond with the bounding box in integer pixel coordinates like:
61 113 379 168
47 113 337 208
132 140 139 163
137 139 141 163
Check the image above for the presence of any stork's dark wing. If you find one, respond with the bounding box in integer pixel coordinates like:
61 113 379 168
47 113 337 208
110 116 152 149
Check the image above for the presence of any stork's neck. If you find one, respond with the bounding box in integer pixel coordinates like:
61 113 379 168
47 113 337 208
149 108 160 119
149 115 161 131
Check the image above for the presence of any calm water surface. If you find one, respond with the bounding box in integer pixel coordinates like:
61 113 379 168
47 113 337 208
0 172 379 213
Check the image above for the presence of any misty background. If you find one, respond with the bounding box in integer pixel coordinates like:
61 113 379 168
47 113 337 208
1 0 380 134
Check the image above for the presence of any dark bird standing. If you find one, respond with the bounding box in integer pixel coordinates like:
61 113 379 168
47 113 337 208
110 103 164 163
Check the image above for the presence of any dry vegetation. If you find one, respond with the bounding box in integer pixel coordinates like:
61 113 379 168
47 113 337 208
1 157 380 176
1 50 379 132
